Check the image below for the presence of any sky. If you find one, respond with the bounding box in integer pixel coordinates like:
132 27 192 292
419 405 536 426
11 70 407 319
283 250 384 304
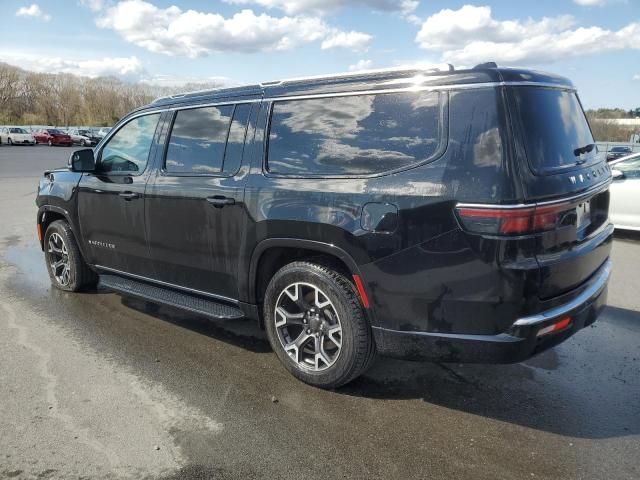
0 0 639 109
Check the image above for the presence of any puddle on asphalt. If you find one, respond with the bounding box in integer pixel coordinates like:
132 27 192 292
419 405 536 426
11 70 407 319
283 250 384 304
4 244 51 292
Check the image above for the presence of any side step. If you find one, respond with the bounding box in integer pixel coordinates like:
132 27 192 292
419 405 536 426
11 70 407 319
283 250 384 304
99 274 244 320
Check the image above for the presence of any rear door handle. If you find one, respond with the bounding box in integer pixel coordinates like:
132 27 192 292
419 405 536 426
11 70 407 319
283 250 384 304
119 191 140 200
206 196 236 208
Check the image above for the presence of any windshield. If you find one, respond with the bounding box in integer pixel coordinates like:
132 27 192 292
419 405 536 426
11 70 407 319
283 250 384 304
10 128 27 134
47 129 64 134
509 87 600 174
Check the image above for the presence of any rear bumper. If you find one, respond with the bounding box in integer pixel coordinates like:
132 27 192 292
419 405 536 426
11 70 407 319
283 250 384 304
372 259 611 363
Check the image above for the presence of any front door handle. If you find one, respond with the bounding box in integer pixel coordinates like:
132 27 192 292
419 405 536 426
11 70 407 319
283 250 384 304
206 196 236 208
119 191 140 200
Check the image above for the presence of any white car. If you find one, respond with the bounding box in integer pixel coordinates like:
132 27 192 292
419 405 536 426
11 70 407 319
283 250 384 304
609 152 640 231
0 126 36 145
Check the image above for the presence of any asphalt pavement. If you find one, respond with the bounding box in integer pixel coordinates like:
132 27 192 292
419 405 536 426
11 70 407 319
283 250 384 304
0 145 638 480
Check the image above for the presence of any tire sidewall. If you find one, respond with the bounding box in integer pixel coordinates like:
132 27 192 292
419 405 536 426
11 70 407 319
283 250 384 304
44 221 80 291
264 264 364 387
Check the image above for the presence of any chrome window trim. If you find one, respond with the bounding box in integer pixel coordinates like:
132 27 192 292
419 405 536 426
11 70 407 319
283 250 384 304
94 265 239 305
457 178 611 210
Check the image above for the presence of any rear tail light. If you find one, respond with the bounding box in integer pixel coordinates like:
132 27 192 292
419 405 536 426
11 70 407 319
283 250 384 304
456 202 574 235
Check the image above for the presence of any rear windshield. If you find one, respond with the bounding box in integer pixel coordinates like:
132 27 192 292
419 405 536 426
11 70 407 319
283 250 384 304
509 87 598 174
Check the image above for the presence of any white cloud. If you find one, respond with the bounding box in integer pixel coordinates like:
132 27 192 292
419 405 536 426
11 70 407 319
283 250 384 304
96 0 372 56
79 0 108 11
224 0 417 15
573 0 609 5
0 52 143 79
634 74 640 80
415 5 640 65
321 31 372 51
348 59 373 71
16 4 51 21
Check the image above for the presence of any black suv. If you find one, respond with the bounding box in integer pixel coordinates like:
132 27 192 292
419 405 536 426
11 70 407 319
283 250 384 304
36 64 613 388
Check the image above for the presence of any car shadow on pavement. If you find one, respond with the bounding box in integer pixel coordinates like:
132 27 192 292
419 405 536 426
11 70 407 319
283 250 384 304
340 305 640 440
118 294 272 354
614 229 640 242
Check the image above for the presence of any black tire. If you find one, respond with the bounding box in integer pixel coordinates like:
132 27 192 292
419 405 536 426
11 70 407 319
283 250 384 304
44 220 97 292
8 138 12 145
264 261 375 389
48 139 53 146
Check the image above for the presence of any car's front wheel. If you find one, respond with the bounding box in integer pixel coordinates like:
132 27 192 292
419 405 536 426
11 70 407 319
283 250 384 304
264 261 375 389
44 220 97 292
47 139 53 146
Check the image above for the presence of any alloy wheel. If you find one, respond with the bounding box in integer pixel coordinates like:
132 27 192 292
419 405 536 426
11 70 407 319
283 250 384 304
274 282 342 372
47 232 71 286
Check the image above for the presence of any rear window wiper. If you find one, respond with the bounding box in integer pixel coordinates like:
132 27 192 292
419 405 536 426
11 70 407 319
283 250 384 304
574 143 595 157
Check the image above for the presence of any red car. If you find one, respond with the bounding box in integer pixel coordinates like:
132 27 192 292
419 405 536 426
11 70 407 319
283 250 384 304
34 129 73 146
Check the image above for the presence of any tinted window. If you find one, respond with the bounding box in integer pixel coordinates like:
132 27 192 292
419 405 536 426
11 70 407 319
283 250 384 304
267 91 442 176
509 87 597 174
10 128 26 134
165 105 234 174
99 113 160 174
223 104 251 174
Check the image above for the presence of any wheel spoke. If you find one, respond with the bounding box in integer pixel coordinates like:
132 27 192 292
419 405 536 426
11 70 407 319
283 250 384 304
325 325 342 349
314 336 332 369
284 331 311 363
314 287 331 309
275 307 305 327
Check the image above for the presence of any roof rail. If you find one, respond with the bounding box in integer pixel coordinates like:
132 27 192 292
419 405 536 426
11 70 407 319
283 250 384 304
259 64 455 87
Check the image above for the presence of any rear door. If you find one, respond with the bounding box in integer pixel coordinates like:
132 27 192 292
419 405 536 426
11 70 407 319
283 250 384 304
77 112 162 276
145 102 255 300
507 86 613 298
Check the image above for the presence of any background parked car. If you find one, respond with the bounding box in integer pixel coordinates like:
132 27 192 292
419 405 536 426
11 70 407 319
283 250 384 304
67 128 101 146
33 129 73 146
97 127 111 138
606 146 633 162
0 126 36 145
609 152 640 231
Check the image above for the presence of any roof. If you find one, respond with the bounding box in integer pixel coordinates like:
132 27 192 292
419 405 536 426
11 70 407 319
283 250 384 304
144 63 574 111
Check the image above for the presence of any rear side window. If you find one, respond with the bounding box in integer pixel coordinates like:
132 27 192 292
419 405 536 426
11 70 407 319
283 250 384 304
166 105 234 174
509 87 598 174
267 91 442 176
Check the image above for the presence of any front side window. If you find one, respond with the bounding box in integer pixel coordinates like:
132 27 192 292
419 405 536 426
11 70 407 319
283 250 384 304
99 113 160 174
267 91 442 176
165 105 234 174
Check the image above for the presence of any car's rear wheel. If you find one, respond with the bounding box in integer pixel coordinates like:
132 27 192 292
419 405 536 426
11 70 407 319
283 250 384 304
264 261 375 389
8 138 12 145
44 220 97 292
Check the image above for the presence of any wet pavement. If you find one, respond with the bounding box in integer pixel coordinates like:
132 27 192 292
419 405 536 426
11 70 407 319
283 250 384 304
0 145 638 479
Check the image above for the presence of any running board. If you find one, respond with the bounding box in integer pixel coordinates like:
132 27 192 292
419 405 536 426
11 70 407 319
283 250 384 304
99 274 244 320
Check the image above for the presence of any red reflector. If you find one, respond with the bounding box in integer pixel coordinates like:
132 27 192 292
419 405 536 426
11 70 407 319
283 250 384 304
537 316 572 337
37 223 42 242
352 274 370 309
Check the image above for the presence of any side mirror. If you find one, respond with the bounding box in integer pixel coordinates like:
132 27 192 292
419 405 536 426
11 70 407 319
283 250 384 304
611 169 625 180
68 148 95 172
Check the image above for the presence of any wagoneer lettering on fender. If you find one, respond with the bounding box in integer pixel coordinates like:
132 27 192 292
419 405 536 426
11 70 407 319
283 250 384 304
36 63 613 388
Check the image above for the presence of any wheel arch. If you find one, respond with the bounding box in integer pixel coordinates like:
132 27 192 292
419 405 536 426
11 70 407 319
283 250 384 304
246 239 372 326
37 206 74 251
